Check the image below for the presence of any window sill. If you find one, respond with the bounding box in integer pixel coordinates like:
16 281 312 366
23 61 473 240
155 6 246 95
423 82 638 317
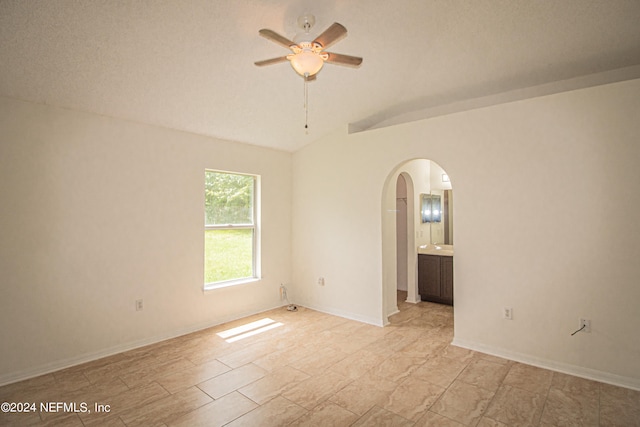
204 277 260 292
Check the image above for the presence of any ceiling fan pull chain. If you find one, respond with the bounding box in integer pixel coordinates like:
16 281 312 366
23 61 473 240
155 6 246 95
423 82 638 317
304 76 309 133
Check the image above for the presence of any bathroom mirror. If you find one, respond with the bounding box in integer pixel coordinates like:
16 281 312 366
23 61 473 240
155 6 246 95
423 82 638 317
420 194 441 223
431 189 453 244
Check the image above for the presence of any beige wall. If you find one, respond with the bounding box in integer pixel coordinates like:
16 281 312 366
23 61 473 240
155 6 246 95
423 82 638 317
292 79 640 389
0 97 292 385
2 78 639 390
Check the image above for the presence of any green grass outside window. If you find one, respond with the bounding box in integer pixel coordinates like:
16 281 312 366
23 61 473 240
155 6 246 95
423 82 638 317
204 229 253 284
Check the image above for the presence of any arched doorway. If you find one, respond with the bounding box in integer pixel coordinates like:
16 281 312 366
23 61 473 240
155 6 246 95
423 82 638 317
381 159 453 323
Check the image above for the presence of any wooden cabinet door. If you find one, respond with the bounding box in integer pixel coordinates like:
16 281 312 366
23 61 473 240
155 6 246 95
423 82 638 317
418 254 453 305
418 255 441 300
440 256 454 305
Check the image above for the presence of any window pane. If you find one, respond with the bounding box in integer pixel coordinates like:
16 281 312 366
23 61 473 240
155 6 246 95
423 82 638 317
204 229 253 284
205 171 254 225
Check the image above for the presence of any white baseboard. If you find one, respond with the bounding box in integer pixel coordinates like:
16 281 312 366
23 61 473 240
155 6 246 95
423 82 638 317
452 337 640 391
0 303 287 387
300 303 385 327
384 308 400 326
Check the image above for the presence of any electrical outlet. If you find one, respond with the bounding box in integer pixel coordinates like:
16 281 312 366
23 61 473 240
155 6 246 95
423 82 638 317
503 307 513 320
317 277 325 286
579 318 591 333
135 299 143 311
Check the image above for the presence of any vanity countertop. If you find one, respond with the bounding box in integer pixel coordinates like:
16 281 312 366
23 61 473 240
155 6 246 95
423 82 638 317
418 244 454 256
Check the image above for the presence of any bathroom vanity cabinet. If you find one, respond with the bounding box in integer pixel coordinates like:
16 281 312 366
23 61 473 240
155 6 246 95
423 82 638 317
418 254 453 305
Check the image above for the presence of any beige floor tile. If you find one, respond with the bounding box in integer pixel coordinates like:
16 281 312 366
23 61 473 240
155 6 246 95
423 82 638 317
51 368 92 392
196 363 266 399
351 406 414 427
288 345 350 376
82 414 128 427
64 377 130 403
413 354 468 388
210 313 280 336
251 343 317 371
369 354 426 382
119 386 212 426
457 358 511 392
181 342 233 366
37 378 130 423
539 387 598 426
362 330 416 356
155 359 231 394
484 384 545 426
330 318 378 336
329 379 395 416
392 324 431 342
502 362 553 395
329 332 379 354
599 383 640 426
34 377 130 424
551 372 599 396
414 411 466 426
0 374 78 410
78 382 170 423
288 401 359 426
238 366 310 404
0 408 43 426
441 344 475 362
476 417 510 427
282 371 353 410
225 395 307 427
119 356 196 388
473 352 512 366
3 297 640 427
294 314 350 335
430 379 495 425
389 306 424 324
72 349 141 372
142 334 213 361
81 352 158 385
168 391 258 427
216 341 277 369
0 374 57 402
328 349 388 379
405 314 449 329
397 336 448 358
382 376 445 421
38 413 86 426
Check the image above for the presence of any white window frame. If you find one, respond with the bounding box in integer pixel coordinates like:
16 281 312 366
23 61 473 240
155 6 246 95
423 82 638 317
204 170 260 290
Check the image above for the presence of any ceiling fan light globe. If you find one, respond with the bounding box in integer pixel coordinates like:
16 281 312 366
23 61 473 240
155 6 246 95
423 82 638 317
290 51 324 77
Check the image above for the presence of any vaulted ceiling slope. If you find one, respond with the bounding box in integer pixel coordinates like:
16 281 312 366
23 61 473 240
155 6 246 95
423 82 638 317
2 0 640 152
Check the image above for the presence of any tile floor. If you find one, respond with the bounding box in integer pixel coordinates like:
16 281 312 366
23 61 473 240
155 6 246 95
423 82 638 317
1 292 639 426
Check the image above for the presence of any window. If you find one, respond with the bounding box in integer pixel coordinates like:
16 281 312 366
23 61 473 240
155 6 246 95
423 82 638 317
204 170 259 288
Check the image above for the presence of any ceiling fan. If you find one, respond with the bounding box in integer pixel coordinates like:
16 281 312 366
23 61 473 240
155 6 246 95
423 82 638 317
254 14 363 81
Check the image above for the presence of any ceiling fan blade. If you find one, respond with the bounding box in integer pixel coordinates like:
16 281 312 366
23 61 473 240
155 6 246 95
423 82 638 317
254 56 289 67
313 22 347 49
325 52 363 67
258 29 296 49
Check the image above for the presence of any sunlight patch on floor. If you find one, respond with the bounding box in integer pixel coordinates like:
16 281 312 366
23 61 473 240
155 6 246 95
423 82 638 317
217 318 284 343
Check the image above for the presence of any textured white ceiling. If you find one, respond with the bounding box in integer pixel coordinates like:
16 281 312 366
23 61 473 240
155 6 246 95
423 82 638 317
2 0 640 152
